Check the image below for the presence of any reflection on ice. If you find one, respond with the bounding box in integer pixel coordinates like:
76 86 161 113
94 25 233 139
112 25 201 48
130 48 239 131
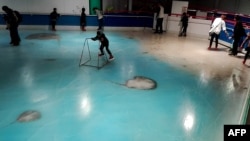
199 69 209 86
184 114 194 131
81 95 91 116
21 66 34 87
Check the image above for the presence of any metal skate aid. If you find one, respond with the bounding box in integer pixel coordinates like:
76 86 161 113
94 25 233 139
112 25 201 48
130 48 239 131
79 38 109 69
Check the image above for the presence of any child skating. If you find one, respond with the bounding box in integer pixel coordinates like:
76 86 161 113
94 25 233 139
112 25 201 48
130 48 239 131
91 31 114 61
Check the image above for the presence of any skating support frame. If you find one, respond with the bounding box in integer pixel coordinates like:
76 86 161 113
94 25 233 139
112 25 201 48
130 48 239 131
79 38 109 70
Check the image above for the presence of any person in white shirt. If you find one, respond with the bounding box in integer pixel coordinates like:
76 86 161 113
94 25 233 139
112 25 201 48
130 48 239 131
154 3 164 34
208 14 229 49
93 7 104 30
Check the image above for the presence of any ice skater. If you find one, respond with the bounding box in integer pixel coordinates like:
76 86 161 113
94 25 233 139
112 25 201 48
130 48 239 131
154 3 164 34
208 14 229 49
50 8 60 31
93 7 104 30
91 31 114 61
240 32 250 65
178 12 189 37
229 15 246 56
80 8 86 31
2 6 21 46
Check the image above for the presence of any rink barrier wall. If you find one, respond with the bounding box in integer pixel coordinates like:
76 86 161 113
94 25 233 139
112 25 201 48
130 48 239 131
1 14 250 46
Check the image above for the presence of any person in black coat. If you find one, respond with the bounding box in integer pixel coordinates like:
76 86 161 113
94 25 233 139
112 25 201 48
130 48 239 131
50 8 60 31
240 32 250 64
2 6 21 46
80 8 86 31
91 31 114 60
229 15 246 56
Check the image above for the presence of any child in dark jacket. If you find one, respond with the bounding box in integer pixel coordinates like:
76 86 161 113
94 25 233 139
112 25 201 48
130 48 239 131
91 31 114 60
80 8 86 31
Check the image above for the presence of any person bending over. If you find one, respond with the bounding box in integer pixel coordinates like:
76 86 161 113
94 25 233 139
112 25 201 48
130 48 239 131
91 31 114 60
2 6 21 46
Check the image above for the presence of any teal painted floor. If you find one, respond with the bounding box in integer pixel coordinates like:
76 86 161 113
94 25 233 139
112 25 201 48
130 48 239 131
0 30 249 141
